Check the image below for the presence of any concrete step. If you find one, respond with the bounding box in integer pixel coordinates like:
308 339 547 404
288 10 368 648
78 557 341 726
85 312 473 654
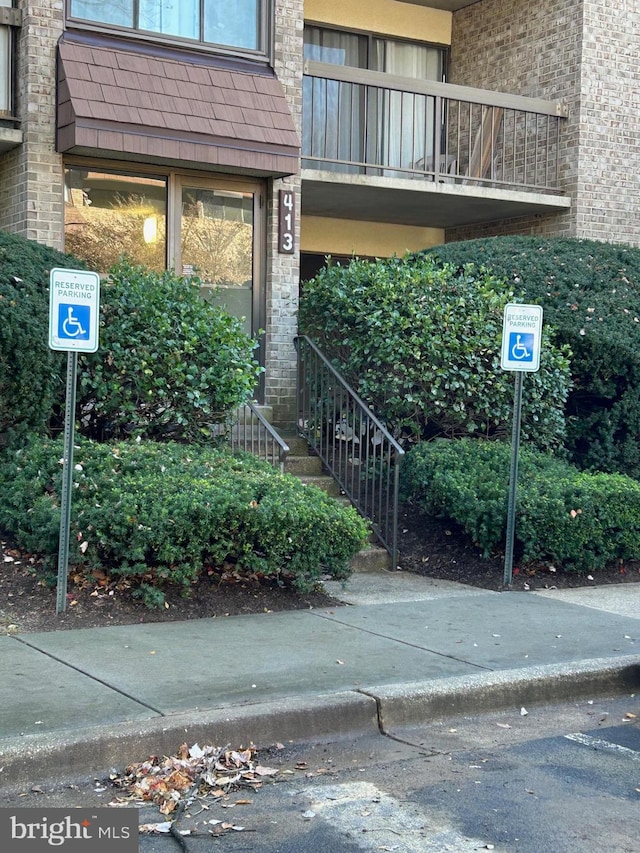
297 475 341 497
279 435 312 456
284 455 323 476
349 544 393 572
278 433 390 573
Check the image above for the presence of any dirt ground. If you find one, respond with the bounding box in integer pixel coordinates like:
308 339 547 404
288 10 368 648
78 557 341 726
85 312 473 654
2 502 638 635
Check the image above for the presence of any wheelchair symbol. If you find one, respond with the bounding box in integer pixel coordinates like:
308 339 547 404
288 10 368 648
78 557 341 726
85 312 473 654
58 304 90 340
509 332 534 362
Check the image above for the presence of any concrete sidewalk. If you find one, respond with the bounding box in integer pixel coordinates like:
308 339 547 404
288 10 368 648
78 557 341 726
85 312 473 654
0 572 638 788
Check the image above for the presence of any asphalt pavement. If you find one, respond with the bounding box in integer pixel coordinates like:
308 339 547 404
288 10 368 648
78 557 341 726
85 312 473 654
0 570 638 789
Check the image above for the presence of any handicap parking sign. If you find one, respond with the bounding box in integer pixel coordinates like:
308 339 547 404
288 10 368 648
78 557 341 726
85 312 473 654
500 304 543 372
58 304 91 341
508 332 534 363
49 268 100 352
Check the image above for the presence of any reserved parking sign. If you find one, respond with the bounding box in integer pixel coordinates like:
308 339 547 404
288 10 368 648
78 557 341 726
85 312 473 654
49 267 100 353
500 303 543 372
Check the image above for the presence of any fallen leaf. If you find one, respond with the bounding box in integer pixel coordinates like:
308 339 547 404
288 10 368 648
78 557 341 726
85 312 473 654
139 822 172 834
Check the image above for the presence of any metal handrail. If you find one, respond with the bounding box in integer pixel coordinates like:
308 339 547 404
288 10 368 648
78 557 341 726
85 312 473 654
303 60 567 194
227 400 290 472
295 335 405 568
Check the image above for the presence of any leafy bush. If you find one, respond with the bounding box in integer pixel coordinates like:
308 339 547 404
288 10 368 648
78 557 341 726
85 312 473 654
0 230 85 446
0 437 369 604
422 237 640 476
299 255 572 452
78 259 262 442
0 237 262 448
400 438 640 573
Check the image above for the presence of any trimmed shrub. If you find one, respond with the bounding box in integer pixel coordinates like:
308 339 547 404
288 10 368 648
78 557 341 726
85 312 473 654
0 230 85 446
78 259 262 442
400 438 640 573
0 437 369 604
299 254 572 452
422 237 640 477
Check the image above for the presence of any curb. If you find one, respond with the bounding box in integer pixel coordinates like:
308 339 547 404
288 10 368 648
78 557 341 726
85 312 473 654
0 692 379 789
1 658 638 789
362 656 640 732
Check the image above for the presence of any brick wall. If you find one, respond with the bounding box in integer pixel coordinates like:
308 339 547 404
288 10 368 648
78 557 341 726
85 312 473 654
0 0 65 248
265 0 303 427
576 0 640 245
447 0 640 247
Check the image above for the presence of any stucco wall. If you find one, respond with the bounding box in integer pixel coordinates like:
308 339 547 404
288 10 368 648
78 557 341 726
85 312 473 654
301 215 443 256
305 0 451 44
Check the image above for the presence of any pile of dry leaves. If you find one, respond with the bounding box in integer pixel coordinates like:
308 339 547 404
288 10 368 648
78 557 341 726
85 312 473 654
110 742 279 836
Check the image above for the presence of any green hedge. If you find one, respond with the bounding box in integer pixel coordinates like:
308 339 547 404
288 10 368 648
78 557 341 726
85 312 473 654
421 237 640 477
0 235 262 449
299 254 572 452
0 230 84 445
0 438 368 605
78 259 262 442
400 438 640 573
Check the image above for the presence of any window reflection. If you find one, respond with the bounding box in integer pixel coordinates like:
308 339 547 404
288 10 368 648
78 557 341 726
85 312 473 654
69 0 260 50
64 168 167 273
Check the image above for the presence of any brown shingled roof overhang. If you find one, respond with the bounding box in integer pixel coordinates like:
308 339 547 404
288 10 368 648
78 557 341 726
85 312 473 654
56 33 300 178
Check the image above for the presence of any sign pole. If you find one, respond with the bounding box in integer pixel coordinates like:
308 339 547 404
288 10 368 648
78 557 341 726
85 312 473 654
503 371 523 588
49 267 100 615
500 302 543 590
56 351 78 614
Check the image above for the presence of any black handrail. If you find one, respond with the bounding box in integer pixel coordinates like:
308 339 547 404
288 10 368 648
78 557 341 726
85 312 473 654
227 400 290 472
295 335 404 568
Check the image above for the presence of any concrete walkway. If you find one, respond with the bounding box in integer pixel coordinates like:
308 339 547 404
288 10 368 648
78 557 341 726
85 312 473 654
0 572 638 788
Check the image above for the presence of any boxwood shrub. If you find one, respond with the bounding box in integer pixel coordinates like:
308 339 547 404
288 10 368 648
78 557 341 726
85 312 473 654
400 438 640 574
0 437 369 605
299 254 572 452
0 235 262 449
77 259 262 442
0 229 84 446
422 237 640 477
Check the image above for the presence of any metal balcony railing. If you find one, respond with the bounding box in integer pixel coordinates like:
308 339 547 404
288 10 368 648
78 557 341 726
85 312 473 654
296 335 404 568
303 60 568 194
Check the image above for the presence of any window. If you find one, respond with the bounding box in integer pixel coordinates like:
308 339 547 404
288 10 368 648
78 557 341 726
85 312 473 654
68 0 263 52
303 25 446 176
64 166 263 339
0 0 16 115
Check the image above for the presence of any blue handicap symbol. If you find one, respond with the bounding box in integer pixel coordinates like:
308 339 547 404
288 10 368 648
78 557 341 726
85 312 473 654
509 332 534 362
58 304 90 340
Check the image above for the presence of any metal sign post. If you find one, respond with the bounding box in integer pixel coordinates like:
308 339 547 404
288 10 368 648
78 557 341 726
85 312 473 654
48 268 100 613
500 303 543 588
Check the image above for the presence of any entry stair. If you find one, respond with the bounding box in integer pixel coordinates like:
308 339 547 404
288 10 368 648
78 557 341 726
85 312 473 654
232 403 392 573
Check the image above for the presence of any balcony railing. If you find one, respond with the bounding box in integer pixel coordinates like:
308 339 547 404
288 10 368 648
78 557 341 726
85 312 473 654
303 60 568 195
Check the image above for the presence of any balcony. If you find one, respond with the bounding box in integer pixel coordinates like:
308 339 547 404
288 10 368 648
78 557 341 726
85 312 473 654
302 61 570 229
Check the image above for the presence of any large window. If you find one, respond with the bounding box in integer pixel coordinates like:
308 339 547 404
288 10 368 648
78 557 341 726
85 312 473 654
64 166 263 338
303 26 446 176
69 0 262 52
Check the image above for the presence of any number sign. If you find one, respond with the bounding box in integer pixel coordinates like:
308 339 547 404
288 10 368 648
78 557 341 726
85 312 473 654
278 189 295 254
